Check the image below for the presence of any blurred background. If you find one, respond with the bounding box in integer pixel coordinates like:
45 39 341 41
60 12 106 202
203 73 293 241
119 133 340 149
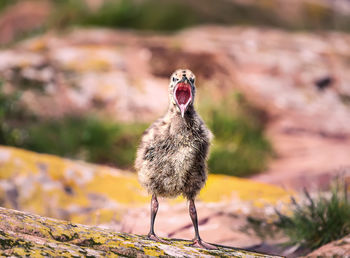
1 0 350 256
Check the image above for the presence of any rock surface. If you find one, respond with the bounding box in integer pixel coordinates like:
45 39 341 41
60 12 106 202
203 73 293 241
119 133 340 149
1 26 350 188
1 24 350 255
0 145 291 249
0 207 281 257
304 234 350 257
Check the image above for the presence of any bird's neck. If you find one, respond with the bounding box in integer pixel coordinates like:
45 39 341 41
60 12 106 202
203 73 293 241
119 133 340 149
167 104 196 125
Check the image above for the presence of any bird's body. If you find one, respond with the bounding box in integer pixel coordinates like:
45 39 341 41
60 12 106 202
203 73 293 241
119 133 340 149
136 104 211 200
135 69 216 249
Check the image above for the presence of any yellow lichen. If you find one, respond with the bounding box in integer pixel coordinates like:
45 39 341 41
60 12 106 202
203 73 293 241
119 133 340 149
199 174 292 206
10 247 27 256
143 246 165 256
0 146 68 179
21 183 46 216
0 146 292 226
0 204 282 257
85 173 149 205
28 39 47 52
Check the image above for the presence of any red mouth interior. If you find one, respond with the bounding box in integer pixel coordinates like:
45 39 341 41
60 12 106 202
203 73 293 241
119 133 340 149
175 82 191 105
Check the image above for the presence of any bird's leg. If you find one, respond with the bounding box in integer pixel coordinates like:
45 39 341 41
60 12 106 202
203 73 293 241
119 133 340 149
147 194 167 243
189 199 217 250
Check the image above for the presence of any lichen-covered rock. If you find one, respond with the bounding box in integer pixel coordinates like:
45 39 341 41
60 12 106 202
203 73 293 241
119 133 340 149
0 145 291 223
0 145 291 248
0 207 281 257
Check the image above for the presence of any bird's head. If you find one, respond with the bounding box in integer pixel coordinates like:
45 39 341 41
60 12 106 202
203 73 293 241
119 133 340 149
169 69 196 118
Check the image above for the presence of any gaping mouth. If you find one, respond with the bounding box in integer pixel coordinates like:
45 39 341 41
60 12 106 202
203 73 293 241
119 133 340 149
174 82 192 118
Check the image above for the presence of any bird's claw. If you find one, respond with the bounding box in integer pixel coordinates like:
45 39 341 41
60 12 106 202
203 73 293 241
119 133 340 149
190 239 218 250
147 233 168 244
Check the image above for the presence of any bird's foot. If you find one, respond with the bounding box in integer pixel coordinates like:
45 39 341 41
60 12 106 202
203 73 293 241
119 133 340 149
190 239 217 250
147 233 168 244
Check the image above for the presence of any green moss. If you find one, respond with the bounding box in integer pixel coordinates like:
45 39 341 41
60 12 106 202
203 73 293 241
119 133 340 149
50 231 79 242
0 230 33 250
75 237 102 247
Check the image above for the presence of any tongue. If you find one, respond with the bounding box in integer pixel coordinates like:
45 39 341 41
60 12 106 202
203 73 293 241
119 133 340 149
179 103 186 118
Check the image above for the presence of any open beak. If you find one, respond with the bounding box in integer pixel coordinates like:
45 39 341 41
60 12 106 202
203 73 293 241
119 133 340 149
174 79 193 118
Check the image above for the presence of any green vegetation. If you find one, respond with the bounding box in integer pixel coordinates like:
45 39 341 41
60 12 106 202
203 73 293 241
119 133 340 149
0 0 13 12
50 0 350 32
1 79 271 175
49 0 350 32
275 181 350 250
0 81 34 146
248 178 350 253
200 92 272 177
0 81 147 169
2 0 350 44
23 117 147 169
57 0 197 31
49 0 198 31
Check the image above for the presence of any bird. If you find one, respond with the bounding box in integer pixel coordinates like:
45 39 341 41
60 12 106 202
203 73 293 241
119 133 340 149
135 69 216 249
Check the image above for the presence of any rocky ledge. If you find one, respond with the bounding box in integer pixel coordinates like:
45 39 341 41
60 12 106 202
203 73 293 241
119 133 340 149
0 207 280 257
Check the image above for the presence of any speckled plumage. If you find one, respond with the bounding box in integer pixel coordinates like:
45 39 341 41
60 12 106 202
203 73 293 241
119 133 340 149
135 69 212 200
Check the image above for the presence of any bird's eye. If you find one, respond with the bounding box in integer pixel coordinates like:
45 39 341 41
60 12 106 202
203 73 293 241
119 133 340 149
172 77 177 82
189 78 195 83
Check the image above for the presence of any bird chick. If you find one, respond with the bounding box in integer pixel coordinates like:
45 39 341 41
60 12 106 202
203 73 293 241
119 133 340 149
135 69 216 249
